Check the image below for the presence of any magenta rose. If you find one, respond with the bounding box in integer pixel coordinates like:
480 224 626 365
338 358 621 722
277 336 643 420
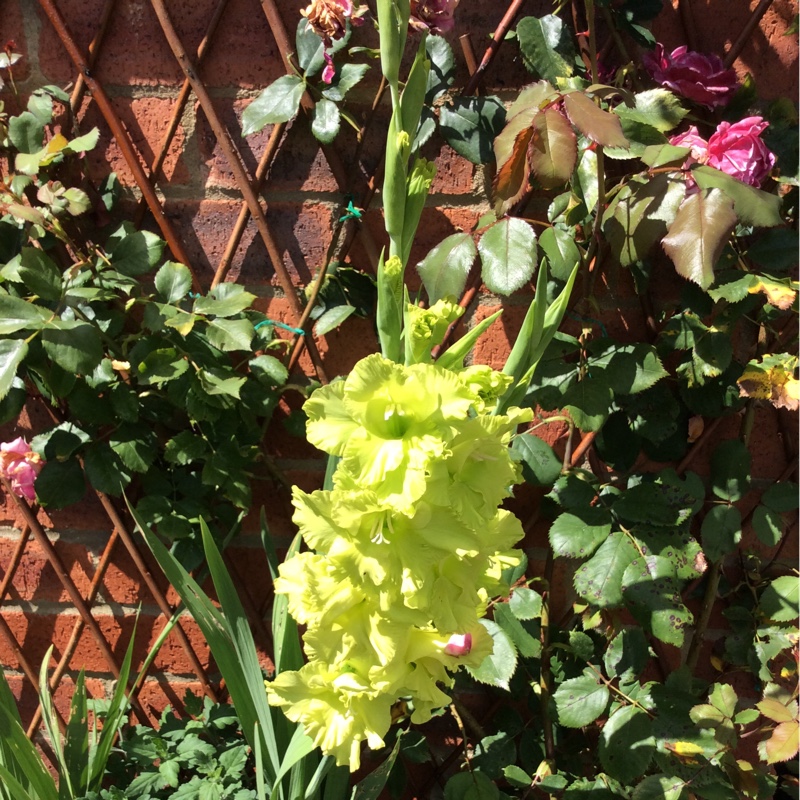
643 43 739 109
409 0 459 34
706 116 776 187
0 437 44 502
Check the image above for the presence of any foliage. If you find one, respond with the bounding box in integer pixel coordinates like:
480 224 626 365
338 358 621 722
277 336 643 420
250 0 799 794
0 88 292 566
83 695 259 800
0 637 136 800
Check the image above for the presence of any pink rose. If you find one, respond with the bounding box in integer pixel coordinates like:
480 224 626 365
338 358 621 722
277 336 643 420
444 632 472 656
669 125 709 165
643 43 739 109
0 437 43 502
322 52 336 84
409 0 459 34
706 116 776 188
669 117 776 188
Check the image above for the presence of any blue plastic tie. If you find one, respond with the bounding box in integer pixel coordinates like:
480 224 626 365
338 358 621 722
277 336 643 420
254 319 305 336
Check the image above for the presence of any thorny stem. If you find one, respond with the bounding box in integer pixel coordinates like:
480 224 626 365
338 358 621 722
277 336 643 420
584 0 599 84
686 407 754 669
586 662 656 717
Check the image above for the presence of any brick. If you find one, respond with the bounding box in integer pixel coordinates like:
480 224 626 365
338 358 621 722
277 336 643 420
1 0 31 84
147 613 212 675
136 676 210 720
0 535 94 603
166 198 335 288
78 95 191 188
99 535 166 606
223 108 339 199
470 301 531 370
195 0 305 88
37 0 179 86
426 142 476 196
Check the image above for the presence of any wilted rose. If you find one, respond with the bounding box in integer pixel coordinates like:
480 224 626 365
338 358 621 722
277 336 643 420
643 43 739 109
707 116 776 188
301 0 352 44
0 437 43 502
409 0 459 34
669 117 776 188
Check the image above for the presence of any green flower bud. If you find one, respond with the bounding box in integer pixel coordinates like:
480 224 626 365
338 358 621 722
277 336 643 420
401 157 437 266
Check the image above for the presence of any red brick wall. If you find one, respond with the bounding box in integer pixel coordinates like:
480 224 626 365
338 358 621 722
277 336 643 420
0 0 797 727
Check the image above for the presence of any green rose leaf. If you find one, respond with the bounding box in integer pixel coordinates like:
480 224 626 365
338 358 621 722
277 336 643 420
701 504 742 562
0 296 52 335
528 108 577 189
311 98 341 144
517 15 575 83
549 508 612 559
692 165 783 228
662 188 738 290
18 247 62 301
762 481 800 513
425 35 455 100
599 705 655 783
242 75 305 135
321 63 369 103
8 111 44 153
563 375 614 432
0 340 29 401
193 283 256 318
249 354 289 386
759 576 799 623
508 587 542 620
42 322 103 375
553 669 610 727
539 226 581 281
314 304 356 337
35 458 86 508
417 232 477 304
603 627 650 679
622 555 691 647
478 217 537 296
752 505 786 547
206 318 255 352
110 230 165 276
710 439 751 503
83 442 132 496
512 434 561 487
439 96 506 165
564 91 629 149
616 89 688 133
466 619 517 691
574 531 639 608
154 261 192 304
494 603 541 659
631 774 686 800
603 173 685 267
444 771 499 800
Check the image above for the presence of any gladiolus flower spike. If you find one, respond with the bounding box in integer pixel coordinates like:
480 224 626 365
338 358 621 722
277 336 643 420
266 355 532 771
